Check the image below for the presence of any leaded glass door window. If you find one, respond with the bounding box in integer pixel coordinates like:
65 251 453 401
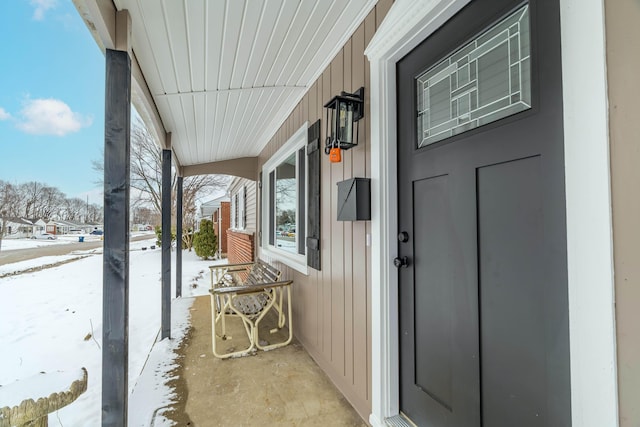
416 4 530 147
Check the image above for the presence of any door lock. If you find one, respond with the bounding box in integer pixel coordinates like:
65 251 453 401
393 256 409 268
397 231 409 243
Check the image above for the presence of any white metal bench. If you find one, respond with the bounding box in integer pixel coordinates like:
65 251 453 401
209 260 293 358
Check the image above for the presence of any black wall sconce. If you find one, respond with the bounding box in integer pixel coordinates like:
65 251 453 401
324 87 364 162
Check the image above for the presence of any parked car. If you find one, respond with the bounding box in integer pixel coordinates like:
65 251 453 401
31 233 57 240
277 223 294 237
90 230 104 235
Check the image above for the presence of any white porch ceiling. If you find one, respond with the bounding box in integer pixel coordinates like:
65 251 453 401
77 0 377 173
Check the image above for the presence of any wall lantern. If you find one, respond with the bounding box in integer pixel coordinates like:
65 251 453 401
324 87 364 162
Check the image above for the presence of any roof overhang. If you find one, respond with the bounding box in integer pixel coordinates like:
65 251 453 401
73 0 377 179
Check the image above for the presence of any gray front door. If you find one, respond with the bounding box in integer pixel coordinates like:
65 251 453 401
396 1 571 426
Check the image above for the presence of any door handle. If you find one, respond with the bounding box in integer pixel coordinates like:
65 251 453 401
393 256 409 268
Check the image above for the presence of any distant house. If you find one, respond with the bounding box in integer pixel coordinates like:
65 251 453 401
199 198 221 220
227 177 256 264
56 220 92 234
1 217 34 239
45 220 65 235
198 195 230 258
26 218 46 236
44 220 79 235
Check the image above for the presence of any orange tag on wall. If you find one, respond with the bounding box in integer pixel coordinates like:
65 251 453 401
329 147 342 163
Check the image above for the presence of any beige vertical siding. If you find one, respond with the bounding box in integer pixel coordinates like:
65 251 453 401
229 177 257 232
605 1 640 426
256 1 393 420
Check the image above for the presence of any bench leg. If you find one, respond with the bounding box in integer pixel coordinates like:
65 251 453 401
255 285 293 352
210 293 257 359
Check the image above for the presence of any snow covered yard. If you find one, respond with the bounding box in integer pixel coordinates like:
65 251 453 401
0 236 77 250
0 237 222 426
0 231 154 251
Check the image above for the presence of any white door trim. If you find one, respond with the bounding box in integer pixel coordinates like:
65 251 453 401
365 0 618 425
559 0 619 425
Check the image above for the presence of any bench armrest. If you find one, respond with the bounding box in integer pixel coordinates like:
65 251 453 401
209 262 254 272
210 280 293 295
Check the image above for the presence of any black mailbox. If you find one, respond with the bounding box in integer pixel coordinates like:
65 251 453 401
337 178 371 221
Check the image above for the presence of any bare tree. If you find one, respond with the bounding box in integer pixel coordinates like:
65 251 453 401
60 197 87 221
0 180 102 227
129 121 229 216
132 206 158 226
37 186 64 219
96 118 230 232
0 180 21 217
17 181 65 220
86 203 103 223
20 181 45 218
0 209 6 252
102 120 230 230
0 181 21 251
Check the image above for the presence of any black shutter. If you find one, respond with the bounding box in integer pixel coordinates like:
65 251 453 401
269 171 275 246
258 176 262 247
297 147 306 255
306 119 321 270
243 185 247 228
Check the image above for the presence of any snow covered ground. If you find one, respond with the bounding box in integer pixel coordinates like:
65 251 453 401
0 231 152 251
0 237 223 426
1 235 78 250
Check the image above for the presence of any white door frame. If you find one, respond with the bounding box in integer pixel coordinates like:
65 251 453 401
365 0 618 426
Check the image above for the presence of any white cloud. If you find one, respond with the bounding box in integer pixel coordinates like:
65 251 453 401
0 107 10 121
16 98 92 136
30 0 57 21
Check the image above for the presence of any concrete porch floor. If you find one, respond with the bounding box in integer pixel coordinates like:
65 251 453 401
165 295 367 426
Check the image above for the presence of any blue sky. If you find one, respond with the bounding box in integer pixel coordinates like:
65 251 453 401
0 0 105 204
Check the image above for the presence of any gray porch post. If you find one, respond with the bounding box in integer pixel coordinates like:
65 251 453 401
102 48 131 426
161 149 172 339
176 175 183 298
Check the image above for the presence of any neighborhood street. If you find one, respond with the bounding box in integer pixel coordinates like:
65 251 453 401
0 234 154 266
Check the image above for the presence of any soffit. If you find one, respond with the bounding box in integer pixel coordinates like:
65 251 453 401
113 0 376 169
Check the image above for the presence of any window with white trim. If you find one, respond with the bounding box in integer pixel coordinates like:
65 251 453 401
231 185 246 230
261 123 308 274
